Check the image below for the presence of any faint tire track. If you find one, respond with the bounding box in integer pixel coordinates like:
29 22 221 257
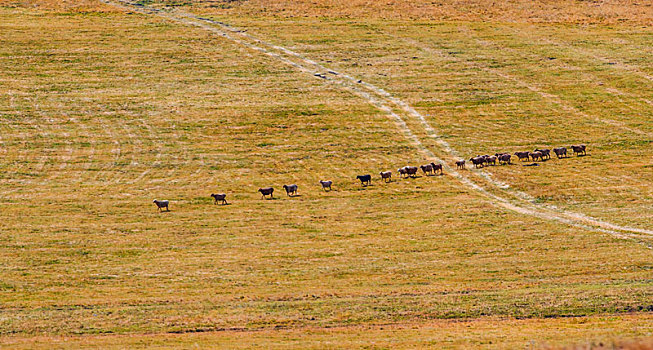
506 25 653 84
400 35 652 138
101 0 653 242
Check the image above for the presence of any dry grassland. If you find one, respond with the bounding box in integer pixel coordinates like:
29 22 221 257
2 314 652 349
0 0 651 348
136 0 653 24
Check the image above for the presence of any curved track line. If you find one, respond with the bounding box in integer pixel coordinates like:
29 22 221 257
101 0 653 240
507 25 653 84
400 35 651 138
466 35 653 134
469 28 653 111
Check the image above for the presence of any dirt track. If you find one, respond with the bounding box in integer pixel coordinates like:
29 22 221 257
101 0 653 244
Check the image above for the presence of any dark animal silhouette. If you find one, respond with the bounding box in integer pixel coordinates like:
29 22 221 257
484 155 497 166
357 174 372 186
514 151 530 161
430 162 443 175
535 148 551 160
420 164 434 175
529 151 543 161
570 144 586 156
553 147 567 158
403 166 419 178
258 187 274 199
283 184 298 196
319 180 333 191
470 156 484 168
496 153 511 165
210 193 228 205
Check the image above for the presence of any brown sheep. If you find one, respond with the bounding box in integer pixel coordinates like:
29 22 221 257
496 153 511 165
553 147 567 158
470 156 484 168
571 144 586 156
529 151 543 161
484 155 497 166
535 148 551 160
430 162 443 175
420 163 434 175
380 171 392 182
404 166 419 178
514 151 530 161
456 160 466 169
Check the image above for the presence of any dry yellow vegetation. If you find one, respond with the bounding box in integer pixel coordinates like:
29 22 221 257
165 0 652 24
3 315 652 349
0 0 651 348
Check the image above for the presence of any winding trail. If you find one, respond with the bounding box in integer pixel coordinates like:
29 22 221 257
102 0 653 243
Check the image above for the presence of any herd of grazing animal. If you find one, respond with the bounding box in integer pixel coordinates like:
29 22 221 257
153 145 587 211
466 145 586 169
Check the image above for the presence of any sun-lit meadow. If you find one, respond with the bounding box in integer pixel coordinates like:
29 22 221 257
0 0 651 348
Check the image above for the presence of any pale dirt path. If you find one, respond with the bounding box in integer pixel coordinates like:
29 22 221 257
100 0 653 243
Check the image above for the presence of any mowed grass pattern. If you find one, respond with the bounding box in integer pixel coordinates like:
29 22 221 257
0 2 652 347
224 17 653 230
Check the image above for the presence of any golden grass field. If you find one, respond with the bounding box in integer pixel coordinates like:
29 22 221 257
0 0 651 348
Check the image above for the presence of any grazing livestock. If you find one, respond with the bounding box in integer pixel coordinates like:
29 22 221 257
357 174 372 186
283 184 298 197
258 187 274 199
496 153 511 165
456 160 466 169
430 162 443 175
152 199 169 212
535 148 551 160
470 156 485 168
553 147 567 158
397 167 408 178
529 151 543 161
420 163 434 175
319 180 333 191
210 193 228 205
380 171 392 182
514 151 530 161
484 155 497 166
403 166 419 178
571 144 586 156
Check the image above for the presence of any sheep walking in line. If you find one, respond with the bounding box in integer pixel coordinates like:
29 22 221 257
283 184 298 197
153 199 169 212
258 187 274 199
319 180 333 191
380 171 392 182
211 193 228 205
